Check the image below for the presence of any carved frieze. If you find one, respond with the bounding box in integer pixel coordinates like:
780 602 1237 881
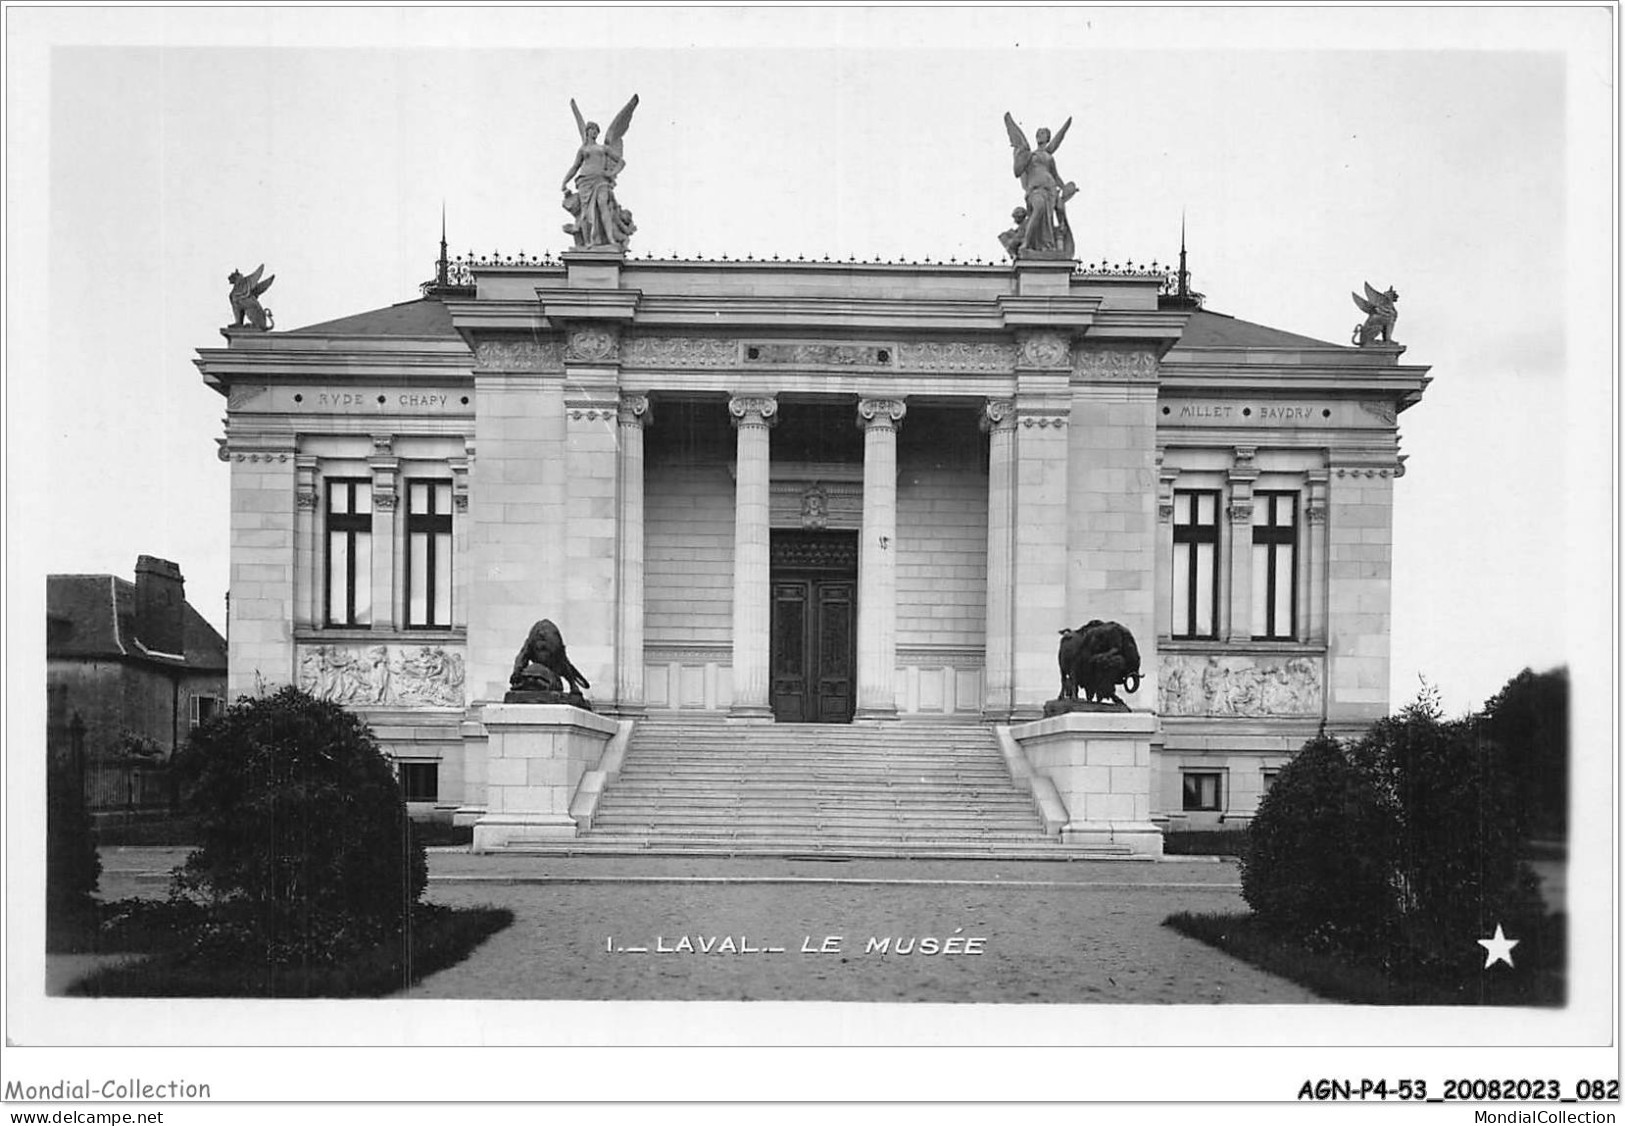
622 336 738 369
748 342 893 367
1226 501 1254 524
566 327 620 363
897 341 1015 373
1017 332 1071 369
227 385 269 411
1018 410 1068 429
295 491 319 511
1359 400 1398 425
1074 347 1159 381
474 340 563 372
1159 653 1322 717
298 644 466 709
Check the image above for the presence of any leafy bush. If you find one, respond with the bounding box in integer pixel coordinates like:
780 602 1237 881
1244 688 1546 967
1349 692 1545 969
1241 734 1403 950
171 687 427 965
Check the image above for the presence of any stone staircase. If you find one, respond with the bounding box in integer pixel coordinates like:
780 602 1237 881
501 718 1141 859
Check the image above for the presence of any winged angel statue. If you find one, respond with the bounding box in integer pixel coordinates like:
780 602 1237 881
1003 112 1079 259
561 94 640 251
1351 283 1399 347
227 265 274 331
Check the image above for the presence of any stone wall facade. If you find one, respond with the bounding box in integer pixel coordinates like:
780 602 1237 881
199 255 1427 825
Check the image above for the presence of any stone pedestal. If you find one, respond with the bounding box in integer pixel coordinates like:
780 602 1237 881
472 703 619 851
1009 710 1163 855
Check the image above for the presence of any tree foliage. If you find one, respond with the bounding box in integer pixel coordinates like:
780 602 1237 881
1482 667 1568 838
172 687 427 965
47 750 100 932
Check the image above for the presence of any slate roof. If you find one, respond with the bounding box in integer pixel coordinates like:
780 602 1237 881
282 297 460 338
47 575 228 671
1174 308 1345 350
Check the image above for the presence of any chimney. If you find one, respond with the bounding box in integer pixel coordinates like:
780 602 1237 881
134 555 186 657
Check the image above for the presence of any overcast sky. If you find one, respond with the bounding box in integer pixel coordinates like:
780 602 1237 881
9 9 1610 720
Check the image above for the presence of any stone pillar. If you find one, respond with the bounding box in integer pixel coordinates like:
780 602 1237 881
1155 454 1178 643
449 450 470 633
1325 454 1397 726
1304 470 1329 646
615 393 651 713
224 436 298 697
855 397 906 720
560 343 622 697
369 435 399 632
465 341 567 705
728 395 777 719
1224 446 1258 643
981 399 1016 719
1065 350 1163 710
1011 332 1073 718
293 455 319 631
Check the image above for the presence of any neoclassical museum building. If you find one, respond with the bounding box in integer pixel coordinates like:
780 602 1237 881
198 152 1429 853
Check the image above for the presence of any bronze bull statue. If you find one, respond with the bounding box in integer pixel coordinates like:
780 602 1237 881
1058 620 1141 706
510 618 591 697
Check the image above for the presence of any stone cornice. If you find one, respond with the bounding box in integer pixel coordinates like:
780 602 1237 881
995 293 1100 329
195 342 472 395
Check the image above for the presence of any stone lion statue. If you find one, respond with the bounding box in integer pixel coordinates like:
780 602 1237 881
509 619 591 697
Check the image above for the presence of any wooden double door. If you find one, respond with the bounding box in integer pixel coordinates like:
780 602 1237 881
769 532 857 723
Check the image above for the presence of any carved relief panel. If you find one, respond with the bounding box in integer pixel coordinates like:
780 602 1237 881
298 644 466 709
1159 653 1323 717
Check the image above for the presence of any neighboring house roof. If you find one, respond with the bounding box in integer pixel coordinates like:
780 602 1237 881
282 297 460 338
46 574 227 672
1174 308 1345 350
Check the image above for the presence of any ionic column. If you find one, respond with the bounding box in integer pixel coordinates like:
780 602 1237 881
856 397 906 720
293 455 319 630
728 395 777 719
1225 446 1258 643
369 435 399 631
615 394 651 713
981 399 1016 720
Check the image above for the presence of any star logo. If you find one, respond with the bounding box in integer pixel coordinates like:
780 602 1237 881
1477 924 1520 969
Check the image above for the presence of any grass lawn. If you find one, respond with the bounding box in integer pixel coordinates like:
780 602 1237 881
1164 911 1565 1006
59 900 513 998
